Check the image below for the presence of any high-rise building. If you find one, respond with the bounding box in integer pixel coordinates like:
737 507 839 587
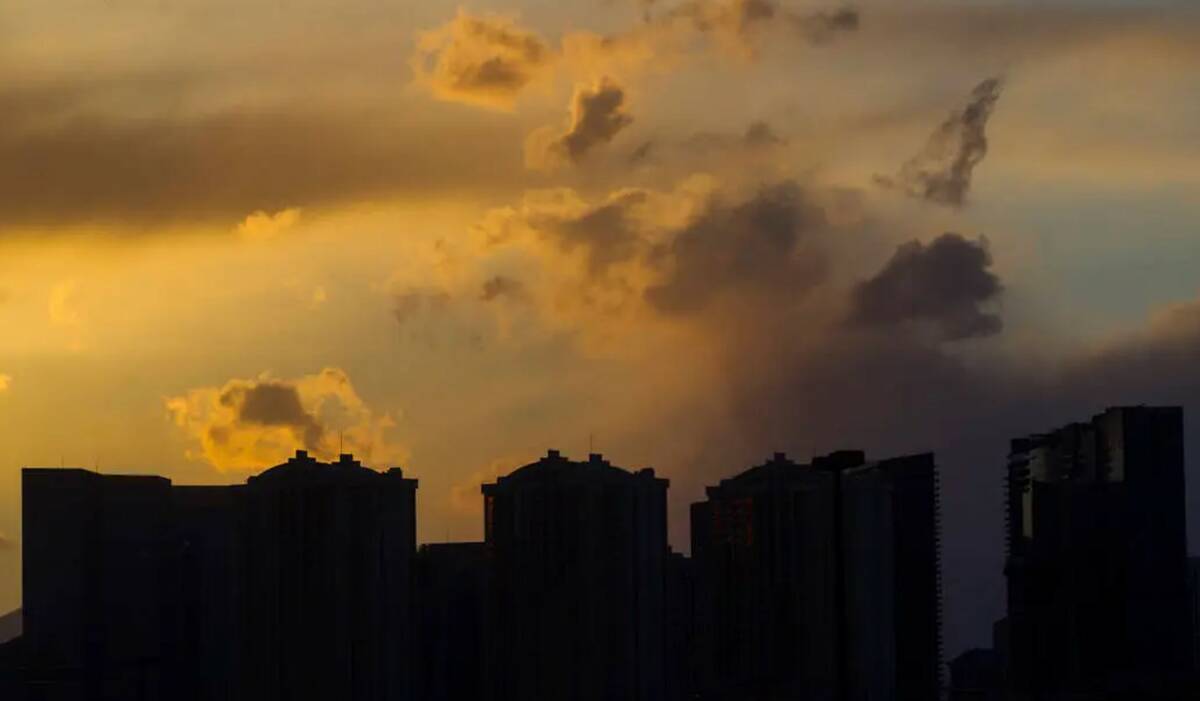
20 450 418 701
690 451 942 701
1004 406 1193 697
480 450 669 701
842 453 943 701
238 451 418 701
22 469 174 700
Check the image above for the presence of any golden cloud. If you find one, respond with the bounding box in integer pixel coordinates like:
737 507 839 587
48 280 83 327
525 77 634 170
449 457 518 515
166 367 406 473
413 1 860 111
0 374 10 393
237 207 301 241
411 10 556 110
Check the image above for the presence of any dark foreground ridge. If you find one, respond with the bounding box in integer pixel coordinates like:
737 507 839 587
0 407 1198 700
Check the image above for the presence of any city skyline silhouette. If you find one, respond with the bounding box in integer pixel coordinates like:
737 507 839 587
3 405 1199 699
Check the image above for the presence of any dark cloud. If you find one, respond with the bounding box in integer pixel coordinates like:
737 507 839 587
686 120 788 152
848 233 1002 340
793 7 860 43
645 182 826 315
550 191 649 274
535 78 634 167
877 77 1004 207
0 82 528 230
742 120 787 148
559 78 635 162
393 289 452 327
629 140 655 164
479 189 652 278
219 381 324 450
664 0 859 54
480 275 527 302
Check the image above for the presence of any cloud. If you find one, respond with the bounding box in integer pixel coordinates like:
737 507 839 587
414 2 860 112
411 10 555 110
0 81 529 229
848 233 1002 340
0 374 10 393
741 120 786 148
449 457 516 515
0 532 14 550
476 186 660 276
480 275 526 302
393 288 451 328
464 180 712 338
677 119 788 155
545 190 653 275
663 0 860 58
48 280 83 327
645 181 827 316
526 78 634 169
877 77 1004 207
227 381 324 449
166 368 404 472
237 208 301 241
310 286 328 309
793 7 860 43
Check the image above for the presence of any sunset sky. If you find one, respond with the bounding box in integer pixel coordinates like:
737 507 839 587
2 0 1199 655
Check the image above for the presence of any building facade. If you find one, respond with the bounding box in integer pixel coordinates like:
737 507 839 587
20 450 418 701
1004 406 1193 697
481 450 669 701
690 451 942 701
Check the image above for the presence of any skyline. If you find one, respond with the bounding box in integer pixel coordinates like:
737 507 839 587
2 0 1200 663
10 409 1195 699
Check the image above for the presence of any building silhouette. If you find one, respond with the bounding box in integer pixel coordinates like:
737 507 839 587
480 450 669 701
9 409 1194 701
690 450 942 701
237 452 418 701
18 450 417 701
947 647 1004 701
1003 406 1194 698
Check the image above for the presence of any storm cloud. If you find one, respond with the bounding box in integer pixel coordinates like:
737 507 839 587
848 233 1002 340
645 182 827 315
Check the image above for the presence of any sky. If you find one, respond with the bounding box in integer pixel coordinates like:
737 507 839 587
1 0 1199 656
